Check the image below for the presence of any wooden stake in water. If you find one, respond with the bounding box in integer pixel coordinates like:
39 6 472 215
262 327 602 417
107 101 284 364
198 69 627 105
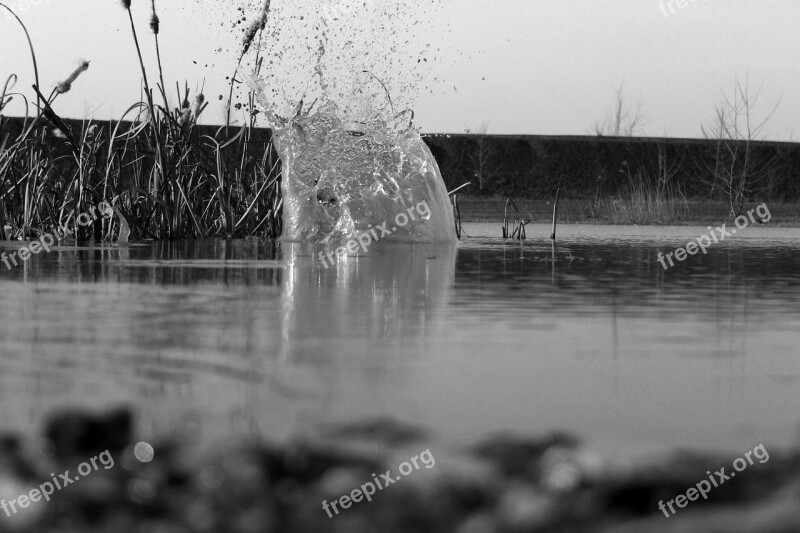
447 182 471 197
550 188 560 240
452 194 463 239
447 182 470 240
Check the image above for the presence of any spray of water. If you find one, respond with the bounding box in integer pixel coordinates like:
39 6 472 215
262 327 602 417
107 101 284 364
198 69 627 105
242 0 456 244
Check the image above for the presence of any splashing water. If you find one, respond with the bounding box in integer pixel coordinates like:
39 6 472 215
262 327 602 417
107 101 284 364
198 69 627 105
242 0 456 244
251 94 456 243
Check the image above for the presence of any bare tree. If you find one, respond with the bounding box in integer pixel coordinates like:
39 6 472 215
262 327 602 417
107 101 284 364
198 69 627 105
594 84 646 137
699 78 782 217
588 85 646 215
650 133 687 197
463 122 503 192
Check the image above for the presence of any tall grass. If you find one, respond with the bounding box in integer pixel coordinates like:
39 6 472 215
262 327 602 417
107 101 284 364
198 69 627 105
596 167 689 225
0 0 282 242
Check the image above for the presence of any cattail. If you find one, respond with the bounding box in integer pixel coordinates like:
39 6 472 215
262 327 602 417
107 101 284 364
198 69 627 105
120 0 131 8
56 60 90 94
191 93 205 123
177 101 191 127
149 0 159 34
241 0 271 56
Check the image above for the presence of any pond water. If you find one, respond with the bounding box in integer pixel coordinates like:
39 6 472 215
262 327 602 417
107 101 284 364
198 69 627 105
1 223 799 458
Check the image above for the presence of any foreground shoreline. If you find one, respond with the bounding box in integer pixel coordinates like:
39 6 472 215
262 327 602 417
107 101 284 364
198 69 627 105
1 408 798 532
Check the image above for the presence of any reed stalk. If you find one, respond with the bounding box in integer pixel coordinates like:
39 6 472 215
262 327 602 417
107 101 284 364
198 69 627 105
550 188 560 240
0 3 41 116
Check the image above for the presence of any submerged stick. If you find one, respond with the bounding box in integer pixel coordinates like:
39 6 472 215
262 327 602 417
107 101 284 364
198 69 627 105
503 199 508 239
503 197 519 239
452 194 462 239
448 182 471 196
519 219 529 240
447 183 470 240
550 188 560 240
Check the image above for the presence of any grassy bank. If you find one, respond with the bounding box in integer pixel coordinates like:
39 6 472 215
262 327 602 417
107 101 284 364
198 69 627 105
456 197 800 227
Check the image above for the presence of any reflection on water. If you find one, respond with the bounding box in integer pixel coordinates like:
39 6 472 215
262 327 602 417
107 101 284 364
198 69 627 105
1 223 799 456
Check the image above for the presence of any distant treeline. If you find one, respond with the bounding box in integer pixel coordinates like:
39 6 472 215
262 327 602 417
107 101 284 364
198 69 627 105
423 134 800 205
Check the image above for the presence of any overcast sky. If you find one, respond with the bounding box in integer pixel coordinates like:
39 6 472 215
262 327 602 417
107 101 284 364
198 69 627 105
1 0 797 138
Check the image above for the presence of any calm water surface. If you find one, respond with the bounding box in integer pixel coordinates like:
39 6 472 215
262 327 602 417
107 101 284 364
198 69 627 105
1 223 799 457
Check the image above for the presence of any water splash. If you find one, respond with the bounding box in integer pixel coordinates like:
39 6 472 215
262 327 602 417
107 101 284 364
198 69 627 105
243 0 455 244
241 0 443 121
249 92 456 243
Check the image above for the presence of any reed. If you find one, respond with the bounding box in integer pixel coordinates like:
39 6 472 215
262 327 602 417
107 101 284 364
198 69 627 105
596 168 688 225
501 197 529 240
550 187 559 240
0 2 282 242
226 0 271 131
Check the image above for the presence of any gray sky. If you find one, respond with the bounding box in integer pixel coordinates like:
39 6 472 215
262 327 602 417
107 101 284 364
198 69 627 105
1 0 797 138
